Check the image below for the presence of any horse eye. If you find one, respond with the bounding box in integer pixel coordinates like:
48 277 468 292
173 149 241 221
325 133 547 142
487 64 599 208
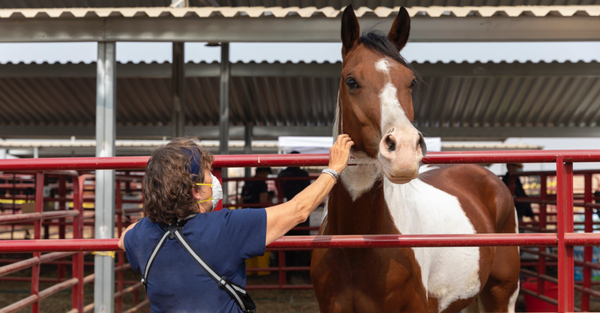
410 79 418 89
345 78 359 90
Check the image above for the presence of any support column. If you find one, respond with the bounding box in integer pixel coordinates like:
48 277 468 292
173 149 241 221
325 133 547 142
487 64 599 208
244 124 252 177
556 157 574 313
220 43 230 202
172 42 185 138
95 41 116 313
582 173 593 312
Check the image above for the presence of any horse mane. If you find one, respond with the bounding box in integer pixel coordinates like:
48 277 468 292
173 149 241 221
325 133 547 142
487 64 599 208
358 30 415 75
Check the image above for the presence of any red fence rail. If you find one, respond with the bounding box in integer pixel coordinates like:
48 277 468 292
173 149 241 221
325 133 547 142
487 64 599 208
2 150 600 313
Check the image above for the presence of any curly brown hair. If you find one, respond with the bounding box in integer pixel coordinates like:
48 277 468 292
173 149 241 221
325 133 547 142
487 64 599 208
143 138 214 224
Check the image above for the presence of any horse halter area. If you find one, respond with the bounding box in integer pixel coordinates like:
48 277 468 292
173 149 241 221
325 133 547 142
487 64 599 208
1 2 600 313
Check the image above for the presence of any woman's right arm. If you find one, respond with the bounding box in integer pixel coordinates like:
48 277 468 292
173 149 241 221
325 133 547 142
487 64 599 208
118 222 137 251
264 135 353 246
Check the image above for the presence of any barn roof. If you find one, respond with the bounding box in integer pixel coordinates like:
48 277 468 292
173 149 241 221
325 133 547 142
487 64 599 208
1 60 599 140
1 6 599 42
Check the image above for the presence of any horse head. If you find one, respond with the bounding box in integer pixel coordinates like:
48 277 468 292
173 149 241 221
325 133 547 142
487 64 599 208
337 5 427 186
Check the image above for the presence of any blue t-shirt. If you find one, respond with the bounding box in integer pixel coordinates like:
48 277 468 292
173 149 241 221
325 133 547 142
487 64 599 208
124 208 267 313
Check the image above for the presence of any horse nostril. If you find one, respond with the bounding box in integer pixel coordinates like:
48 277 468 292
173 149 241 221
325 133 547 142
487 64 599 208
385 135 396 153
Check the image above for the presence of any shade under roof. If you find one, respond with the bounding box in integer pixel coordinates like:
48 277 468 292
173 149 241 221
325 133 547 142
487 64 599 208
1 60 600 139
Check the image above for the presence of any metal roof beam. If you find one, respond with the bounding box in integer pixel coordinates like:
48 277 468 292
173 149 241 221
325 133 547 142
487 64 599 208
1 16 600 42
419 126 600 138
3 61 600 78
0 62 343 77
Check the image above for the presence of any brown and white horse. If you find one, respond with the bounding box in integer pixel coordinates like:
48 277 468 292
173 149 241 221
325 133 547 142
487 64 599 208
310 5 520 313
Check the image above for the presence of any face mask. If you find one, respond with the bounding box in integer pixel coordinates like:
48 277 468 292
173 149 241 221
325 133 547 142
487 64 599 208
196 172 223 211
209 173 223 210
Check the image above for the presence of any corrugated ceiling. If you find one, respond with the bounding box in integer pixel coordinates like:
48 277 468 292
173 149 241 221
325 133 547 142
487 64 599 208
0 76 340 127
1 61 599 132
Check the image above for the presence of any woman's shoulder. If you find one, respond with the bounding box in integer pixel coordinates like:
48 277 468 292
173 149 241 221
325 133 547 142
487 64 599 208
129 217 165 237
197 208 265 225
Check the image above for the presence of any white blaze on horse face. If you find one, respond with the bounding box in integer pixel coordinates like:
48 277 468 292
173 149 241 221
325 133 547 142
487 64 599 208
375 58 412 133
375 58 422 184
384 165 482 312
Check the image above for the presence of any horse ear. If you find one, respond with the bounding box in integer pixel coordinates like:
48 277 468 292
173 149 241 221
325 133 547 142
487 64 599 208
341 4 360 57
387 6 410 51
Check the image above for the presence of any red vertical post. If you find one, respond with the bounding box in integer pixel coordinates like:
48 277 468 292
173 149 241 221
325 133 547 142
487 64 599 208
557 158 574 313
72 175 85 312
58 176 66 239
538 175 547 296
58 176 66 281
11 173 16 240
582 173 593 311
116 180 124 313
213 168 223 211
32 171 44 313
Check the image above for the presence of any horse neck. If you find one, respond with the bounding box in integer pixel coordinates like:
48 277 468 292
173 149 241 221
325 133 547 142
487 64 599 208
327 169 399 235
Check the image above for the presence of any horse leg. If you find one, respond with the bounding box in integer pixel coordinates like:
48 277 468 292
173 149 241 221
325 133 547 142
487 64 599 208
311 249 354 313
461 296 485 313
478 245 520 312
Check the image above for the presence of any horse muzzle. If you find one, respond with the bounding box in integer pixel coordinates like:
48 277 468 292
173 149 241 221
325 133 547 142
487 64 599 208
377 129 427 184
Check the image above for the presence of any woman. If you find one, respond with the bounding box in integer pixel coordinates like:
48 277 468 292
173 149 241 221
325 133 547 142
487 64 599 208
118 135 353 312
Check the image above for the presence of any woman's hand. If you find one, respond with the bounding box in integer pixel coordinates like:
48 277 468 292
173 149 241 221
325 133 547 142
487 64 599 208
264 134 353 246
327 134 354 173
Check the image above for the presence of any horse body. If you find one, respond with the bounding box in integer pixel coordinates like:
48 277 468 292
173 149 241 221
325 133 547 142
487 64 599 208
310 6 520 312
313 163 520 312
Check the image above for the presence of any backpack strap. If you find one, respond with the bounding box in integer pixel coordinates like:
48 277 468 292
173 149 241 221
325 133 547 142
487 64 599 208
140 222 187 290
172 228 250 311
140 230 170 290
140 221 255 312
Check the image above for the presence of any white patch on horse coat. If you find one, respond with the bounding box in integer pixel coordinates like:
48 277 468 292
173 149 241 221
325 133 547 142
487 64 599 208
419 165 438 174
507 208 520 312
508 283 519 313
340 151 381 202
375 58 413 135
375 58 391 73
383 176 482 312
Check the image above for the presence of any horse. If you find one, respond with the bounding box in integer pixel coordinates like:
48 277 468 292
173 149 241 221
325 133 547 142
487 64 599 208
310 5 520 313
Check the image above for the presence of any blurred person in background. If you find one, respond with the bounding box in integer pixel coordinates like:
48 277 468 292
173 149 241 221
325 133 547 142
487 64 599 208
241 167 273 275
241 167 271 205
502 163 535 223
278 151 312 283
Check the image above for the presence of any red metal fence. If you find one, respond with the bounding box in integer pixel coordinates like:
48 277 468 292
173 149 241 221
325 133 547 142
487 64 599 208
1 150 600 313
510 169 600 312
